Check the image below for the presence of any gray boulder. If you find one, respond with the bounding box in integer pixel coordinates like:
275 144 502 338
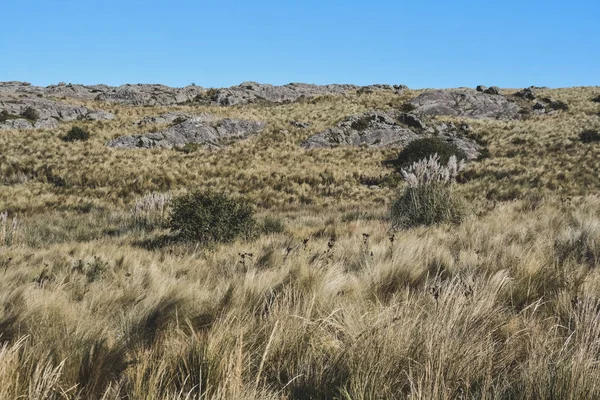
476 85 487 92
484 86 501 95
0 118 35 131
515 87 536 100
107 117 266 149
409 89 521 119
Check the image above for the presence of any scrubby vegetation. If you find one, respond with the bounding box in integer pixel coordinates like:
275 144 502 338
62 126 90 142
391 137 467 170
168 190 256 244
1 86 600 399
20 106 39 121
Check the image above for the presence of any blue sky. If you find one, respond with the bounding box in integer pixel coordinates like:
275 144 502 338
1 0 598 88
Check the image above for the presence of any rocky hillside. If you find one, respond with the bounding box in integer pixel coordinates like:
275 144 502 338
0 81 598 212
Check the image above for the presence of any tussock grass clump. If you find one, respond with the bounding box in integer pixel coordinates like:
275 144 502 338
168 190 256 244
0 211 19 246
130 192 172 231
391 155 468 228
392 137 467 170
62 126 90 142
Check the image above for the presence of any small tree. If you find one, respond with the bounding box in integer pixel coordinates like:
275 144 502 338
62 126 90 142
390 154 468 228
168 190 256 244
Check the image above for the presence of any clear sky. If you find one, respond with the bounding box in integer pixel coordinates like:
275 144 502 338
1 0 598 88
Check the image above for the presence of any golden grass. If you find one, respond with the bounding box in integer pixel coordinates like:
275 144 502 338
1 86 600 398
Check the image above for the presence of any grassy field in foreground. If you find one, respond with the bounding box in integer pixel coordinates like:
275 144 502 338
1 87 600 399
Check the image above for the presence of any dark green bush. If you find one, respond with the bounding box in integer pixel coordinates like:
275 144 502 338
392 137 467 170
592 95 600 103
62 126 90 142
168 190 256 244
20 107 39 121
0 110 10 122
580 130 600 144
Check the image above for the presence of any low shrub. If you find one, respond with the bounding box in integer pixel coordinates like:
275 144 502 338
580 130 600 144
20 107 39 121
62 126 90 142
168 190 256 244
392 137 467 170
390 155 468 228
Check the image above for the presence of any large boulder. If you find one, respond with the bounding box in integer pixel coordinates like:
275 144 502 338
106 117 266 149
408 89 522 119
484 86 501 95
301 110 480 160
515 87 536 100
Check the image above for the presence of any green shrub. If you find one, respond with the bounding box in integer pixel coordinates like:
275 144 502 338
168 190 256 244
20 107 39 121
580 130 600 144
392 137 467 170
390 155 468 228
0 110 10 122
62 126 90 142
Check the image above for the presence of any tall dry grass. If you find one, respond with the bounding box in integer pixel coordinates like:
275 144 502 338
1 195 600 398
1 86 600 398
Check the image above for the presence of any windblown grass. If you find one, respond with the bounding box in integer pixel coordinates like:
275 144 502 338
1 86 600 399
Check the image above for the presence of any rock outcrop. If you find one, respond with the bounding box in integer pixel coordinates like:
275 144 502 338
107 116 266 149
135 112 215 126
301 111 480 160
0 98 114 130
408 89 522 119
515 87 536 100
206 82 360 106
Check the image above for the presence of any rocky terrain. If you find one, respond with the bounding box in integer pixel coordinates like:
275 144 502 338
408 89 522 119
107 115 266 149
0 97 114 130
0 81 405 108
0 81 570 155
301 111 480 159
